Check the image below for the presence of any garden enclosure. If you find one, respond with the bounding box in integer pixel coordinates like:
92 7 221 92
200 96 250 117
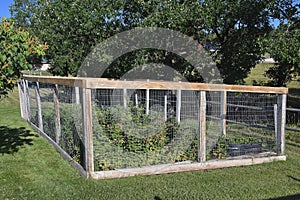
18 75 287 179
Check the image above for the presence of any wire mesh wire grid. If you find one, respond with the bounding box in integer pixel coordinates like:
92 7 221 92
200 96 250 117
18 76 288 179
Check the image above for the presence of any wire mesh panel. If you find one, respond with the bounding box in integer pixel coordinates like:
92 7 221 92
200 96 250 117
39 82 55 141
19 76 288 178
57 85 84 167
27 81 38 126
224 92 277 157
206 91 223 159
286 109 300 126
92 88 200 171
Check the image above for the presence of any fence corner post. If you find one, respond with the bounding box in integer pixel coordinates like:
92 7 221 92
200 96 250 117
277 94 287 155
81 85 94 177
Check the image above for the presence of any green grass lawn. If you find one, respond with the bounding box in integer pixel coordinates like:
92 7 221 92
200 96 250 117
245 63 300 108
244 63 274 86
0 88 300 199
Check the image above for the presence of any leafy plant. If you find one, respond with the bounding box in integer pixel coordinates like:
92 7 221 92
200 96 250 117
10 0 289 85
0 18 47 98
96 105 179 154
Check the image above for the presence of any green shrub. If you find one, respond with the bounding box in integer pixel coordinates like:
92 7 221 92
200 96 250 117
93 104 199 171
96 105 178 153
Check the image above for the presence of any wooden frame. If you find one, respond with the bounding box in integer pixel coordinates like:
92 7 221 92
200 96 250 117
19 75 288 179
81 87 94 176
198 91 206 162
17 81 25 119
220 91 227 136
277 94 287 155
23 75 288 94
91 155 286 179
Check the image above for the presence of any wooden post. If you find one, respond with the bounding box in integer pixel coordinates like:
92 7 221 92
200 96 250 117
123 88 127 108
17 81 25 119
274 104 278 145
164 95 168 121
276 94 287 155
75 86 80 104
35 82 43 131
53 84 61 145
220 91 227 136
81 87 94 176
21 80 28 120
198 91 206 162
176 90 181 123
135 93 138 107
25 80 31 121
146 89 150 115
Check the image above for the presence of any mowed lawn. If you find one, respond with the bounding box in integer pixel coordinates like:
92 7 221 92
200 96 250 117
0 85 300 199
244 63 300 108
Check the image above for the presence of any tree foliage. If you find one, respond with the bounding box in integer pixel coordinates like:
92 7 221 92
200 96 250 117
9 0 300 85
0 18 47 97
198 0 274 84
262 0 300 86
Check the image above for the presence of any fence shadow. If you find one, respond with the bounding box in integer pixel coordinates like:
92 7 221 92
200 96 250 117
0 126 34 155
266 193 300 200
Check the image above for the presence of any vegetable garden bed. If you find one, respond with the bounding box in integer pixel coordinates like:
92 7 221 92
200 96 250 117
18 75 288 179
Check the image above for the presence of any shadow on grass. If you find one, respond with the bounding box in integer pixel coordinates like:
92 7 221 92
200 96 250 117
287 175 300 182
267 193 300 200
0 126 34 155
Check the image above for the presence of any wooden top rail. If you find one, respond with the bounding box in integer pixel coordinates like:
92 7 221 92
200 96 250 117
22 75 288 94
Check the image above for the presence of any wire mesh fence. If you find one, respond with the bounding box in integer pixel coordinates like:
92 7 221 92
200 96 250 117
18 76 288 179
286 108 300 127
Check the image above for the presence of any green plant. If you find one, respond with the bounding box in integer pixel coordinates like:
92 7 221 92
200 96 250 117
91 104 206 170
176 136 198 162
208 136 228 159
0 18 47 97
96 105 179 154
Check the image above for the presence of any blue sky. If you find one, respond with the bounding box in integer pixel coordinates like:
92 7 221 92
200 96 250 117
0 0 14 20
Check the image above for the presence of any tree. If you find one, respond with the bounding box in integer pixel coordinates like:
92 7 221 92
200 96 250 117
0 18 47 97
262 0 300 86
10 0 283 84
133 0 276 84
11 0 125 76
197 0 276 84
